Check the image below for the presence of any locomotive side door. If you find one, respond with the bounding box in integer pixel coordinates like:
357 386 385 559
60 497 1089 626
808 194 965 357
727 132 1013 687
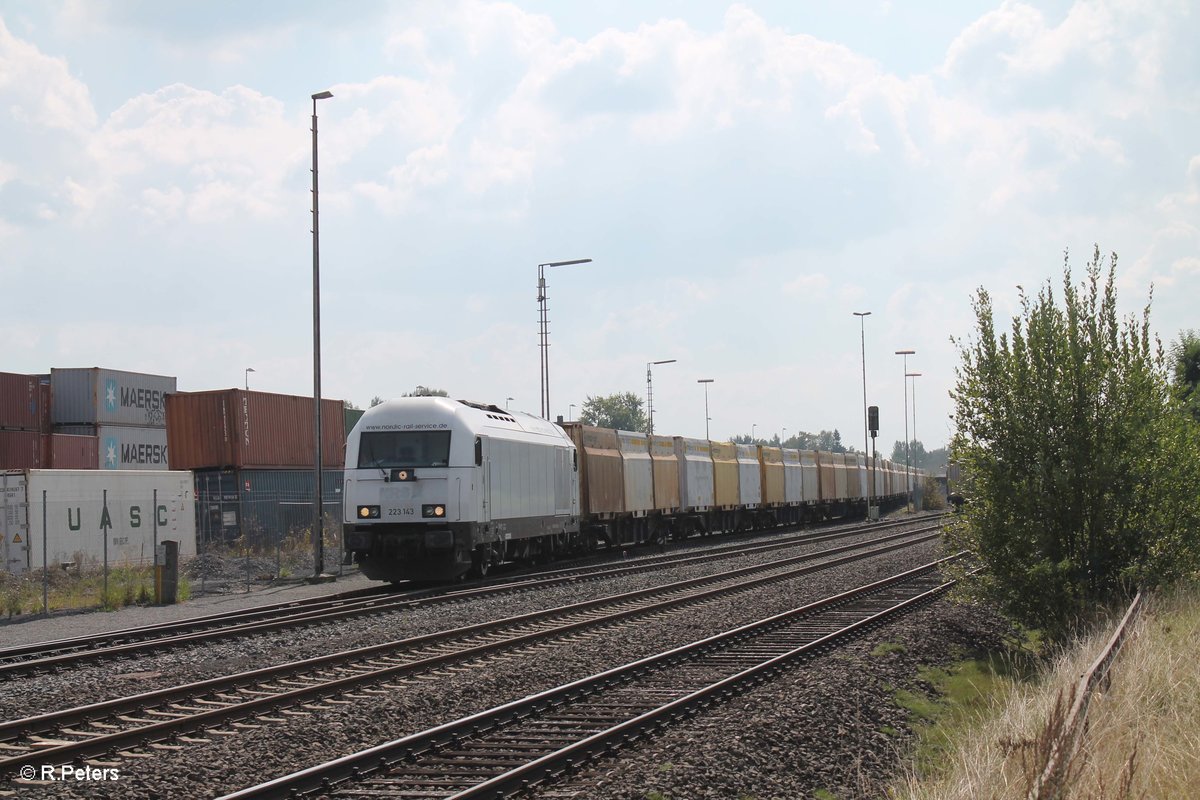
476 435 490 524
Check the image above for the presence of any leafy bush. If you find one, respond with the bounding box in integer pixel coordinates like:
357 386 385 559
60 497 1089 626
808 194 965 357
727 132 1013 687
947 247 1200 637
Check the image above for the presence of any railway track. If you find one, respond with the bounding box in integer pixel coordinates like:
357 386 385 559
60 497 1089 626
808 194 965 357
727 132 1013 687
0 514 940 678
220 555 964 799
0 525 942 780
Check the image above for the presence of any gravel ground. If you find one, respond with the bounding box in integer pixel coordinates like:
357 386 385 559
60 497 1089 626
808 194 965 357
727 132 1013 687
7 534 955 799
0 521 934 721
0 567 373 649
543 600 1016 800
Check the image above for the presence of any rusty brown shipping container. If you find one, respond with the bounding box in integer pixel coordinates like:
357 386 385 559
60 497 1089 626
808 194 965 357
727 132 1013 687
0 372 49 431
710 441 739 509
166 389 346 470
564 424 623 517
817 450 836 501
0 430 45 469
48 434 99 469
759 446 786 507
649 434 680 512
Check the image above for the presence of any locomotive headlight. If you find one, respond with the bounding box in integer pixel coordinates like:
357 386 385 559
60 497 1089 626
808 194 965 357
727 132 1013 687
421 504 446 518
357 505 381 519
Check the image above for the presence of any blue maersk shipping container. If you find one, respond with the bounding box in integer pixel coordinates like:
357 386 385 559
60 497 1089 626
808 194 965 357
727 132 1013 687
194 469 343 548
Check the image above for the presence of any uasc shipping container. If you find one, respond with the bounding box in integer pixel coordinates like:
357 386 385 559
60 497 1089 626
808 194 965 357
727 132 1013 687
1 469 196 574
51 368 176 429
167 389 346 470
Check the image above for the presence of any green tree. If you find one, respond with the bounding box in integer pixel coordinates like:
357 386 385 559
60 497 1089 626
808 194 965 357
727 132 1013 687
579 392 647 431
402 386 449 397
369 396 385 407
889 440 945 470
782 430 846 452
946 247 1200 637
1172 329 1200 422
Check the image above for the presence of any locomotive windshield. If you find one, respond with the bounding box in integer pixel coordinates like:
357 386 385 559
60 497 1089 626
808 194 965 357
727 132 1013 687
357 431 452 468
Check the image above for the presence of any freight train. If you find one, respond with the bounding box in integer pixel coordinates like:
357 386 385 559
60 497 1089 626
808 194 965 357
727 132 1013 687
342 397 916 582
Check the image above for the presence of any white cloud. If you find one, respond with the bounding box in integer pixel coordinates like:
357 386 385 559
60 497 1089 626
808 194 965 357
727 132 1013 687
784 273 830 295
0 18 96 135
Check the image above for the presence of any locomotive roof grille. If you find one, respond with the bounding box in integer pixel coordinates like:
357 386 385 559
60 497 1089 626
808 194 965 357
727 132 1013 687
458 399 517 423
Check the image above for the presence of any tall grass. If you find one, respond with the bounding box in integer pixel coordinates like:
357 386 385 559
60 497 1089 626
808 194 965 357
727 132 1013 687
891 587 1200 799
0 560 157 616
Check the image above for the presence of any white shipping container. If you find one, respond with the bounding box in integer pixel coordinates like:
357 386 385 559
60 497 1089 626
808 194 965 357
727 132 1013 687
735 444 761 508
99 425 169 470
673 437 714 511
53 425 170 470
51 368 177 428
616 431 653 514
782 449 804 505
1 470 196 574
800 451 820 503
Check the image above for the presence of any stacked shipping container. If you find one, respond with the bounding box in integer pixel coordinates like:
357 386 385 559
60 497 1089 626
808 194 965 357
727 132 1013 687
49 368 176 470
167 389 347 546
0 372 52 469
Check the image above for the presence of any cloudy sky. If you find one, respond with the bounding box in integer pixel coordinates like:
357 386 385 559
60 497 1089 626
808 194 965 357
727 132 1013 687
3 1 1197 453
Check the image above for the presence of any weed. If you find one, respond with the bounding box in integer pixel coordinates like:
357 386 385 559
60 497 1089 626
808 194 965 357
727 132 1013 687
871 642 908 657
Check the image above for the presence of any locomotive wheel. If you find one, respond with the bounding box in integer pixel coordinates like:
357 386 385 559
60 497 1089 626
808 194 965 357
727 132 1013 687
469 545 492 578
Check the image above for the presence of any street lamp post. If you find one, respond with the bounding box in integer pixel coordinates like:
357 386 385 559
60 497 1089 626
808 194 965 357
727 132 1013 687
311 89 333 579
538 259 592 420
751 423 757 442
244 367 255 391
697 379 714 439
895 349 916 511
506 397 514 410
907 372 922 510
568 403 576 422
646 359 676 435
854 311 873 516
781 427 787 446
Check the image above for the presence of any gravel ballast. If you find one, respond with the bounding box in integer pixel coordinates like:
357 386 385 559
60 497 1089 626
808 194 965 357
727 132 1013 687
1 517 1002 800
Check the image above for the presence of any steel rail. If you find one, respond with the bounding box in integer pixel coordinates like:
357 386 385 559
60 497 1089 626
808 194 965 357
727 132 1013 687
0 516 937 678
1028 591 1144 800
0 528 943 776
217 555 964 799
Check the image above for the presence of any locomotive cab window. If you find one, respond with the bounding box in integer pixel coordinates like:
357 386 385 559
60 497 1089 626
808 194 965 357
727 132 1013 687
357 431 451 468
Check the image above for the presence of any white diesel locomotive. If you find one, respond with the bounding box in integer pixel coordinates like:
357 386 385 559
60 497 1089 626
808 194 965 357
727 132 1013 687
342 397 582 581
343 397 913 582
